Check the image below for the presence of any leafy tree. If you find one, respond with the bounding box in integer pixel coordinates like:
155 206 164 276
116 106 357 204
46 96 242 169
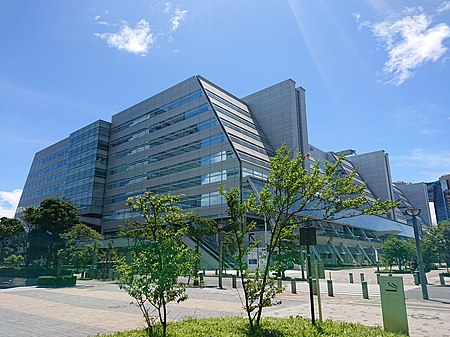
117 192 198 336
380 236 415 270
0 217 25 264
422 220 450 272
221 144 396 331
60 223 102 273
22 198 80 268
185 215 216 285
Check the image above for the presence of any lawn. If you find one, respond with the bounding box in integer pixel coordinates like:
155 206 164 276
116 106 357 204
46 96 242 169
98 316 405 337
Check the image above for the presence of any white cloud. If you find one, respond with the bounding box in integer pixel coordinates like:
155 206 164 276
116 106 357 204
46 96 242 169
170 8 187 32
393 148 450 181
437 1 450 13
361 5 450 86
164 2 172 14
0 189 22 218
95 19 155 55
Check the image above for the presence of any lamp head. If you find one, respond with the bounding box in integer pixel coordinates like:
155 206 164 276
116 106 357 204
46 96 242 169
406 208 421 217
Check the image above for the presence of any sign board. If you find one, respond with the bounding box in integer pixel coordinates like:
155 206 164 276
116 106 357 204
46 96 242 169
247 247 267 273
299 227 317 245
379 276 409 335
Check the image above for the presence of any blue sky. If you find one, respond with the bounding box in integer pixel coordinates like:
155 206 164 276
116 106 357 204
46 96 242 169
1 0 449 217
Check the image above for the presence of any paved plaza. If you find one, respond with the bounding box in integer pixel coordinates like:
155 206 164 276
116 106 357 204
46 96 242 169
0 267 449 337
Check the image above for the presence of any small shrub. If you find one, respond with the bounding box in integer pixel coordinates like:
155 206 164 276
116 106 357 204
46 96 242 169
37 275 76 287
0 267 18 277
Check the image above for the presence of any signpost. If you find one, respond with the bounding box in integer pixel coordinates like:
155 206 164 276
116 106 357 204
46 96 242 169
300 226 318 326
379 276 409 335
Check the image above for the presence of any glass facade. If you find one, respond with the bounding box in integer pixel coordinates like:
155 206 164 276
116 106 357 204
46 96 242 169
16 74 425 257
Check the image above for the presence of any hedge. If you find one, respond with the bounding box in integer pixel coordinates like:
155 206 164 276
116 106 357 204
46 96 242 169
37 275 77 287
0 267 72 278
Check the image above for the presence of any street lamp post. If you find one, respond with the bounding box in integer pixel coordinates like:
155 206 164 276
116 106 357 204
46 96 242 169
406 208 429 300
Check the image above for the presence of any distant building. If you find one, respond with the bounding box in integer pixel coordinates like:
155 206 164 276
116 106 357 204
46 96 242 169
426 174 450 223
16 75 428 265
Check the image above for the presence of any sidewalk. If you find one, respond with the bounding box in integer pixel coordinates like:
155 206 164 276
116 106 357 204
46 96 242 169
0 268 448 337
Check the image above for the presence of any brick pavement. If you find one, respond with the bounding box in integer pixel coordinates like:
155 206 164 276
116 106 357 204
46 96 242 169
0 268 449 337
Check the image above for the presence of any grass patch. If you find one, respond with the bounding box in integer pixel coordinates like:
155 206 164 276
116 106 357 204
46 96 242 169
98 316 405 337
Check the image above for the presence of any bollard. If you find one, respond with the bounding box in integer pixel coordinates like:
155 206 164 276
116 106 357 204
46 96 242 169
291 279 297 294
413 271 420 285
237 269 240 277
327 279 334 297
232 275 237 288
376 273 380 284
349 273 354 283
199 272 204 283
360 273 365 282
439 273 445 286
215 269 218 275
312 278 318 295
277 277 282 288
362 281 369 299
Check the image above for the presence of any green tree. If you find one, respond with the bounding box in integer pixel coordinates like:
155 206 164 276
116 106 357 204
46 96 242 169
380 236 415 270
221 144 396 331
60 223 102 273
117 192 198 336
0 217 25 264
422 220 450 272
22 198 80 268
185 215 216 285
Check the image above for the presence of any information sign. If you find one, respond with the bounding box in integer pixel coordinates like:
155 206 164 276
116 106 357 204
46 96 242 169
379 276 409 335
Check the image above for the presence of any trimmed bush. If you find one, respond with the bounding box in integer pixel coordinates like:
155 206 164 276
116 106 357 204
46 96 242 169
37 275 77 287
0 266 72 278
0 267 18 277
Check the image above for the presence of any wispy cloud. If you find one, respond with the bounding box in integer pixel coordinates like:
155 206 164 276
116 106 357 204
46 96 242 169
95 20 155 55
0 189 22 218
94 15 109 26
393 148 450 182
358 4 450 86
437 1 450 13
169 8 187 32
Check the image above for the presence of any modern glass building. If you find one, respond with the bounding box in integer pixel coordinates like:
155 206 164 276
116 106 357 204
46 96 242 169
16 75 428 265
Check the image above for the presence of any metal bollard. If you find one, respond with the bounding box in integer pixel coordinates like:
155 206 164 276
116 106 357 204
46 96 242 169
362 281 369 299
312 278 318 295
376 273 380 284
199 272 204 282
360 273 365 282
232 275 237 288
349 273 354 283
291 279 297 294
439 273 445 286
277 277 282 288
413 271 420 285
215 269 218 275
327 279 334 297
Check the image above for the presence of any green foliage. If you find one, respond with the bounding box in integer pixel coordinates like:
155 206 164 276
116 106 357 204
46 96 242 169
98 316 405 337
381 236 415 270
23 198 80 268
37 275 76 287
60 223 102 271
220 187 283 331
118 192 199 336
220 145 397 331
3 254 25 268
0 217 26 264
0 266 72 278
422 220 450 271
